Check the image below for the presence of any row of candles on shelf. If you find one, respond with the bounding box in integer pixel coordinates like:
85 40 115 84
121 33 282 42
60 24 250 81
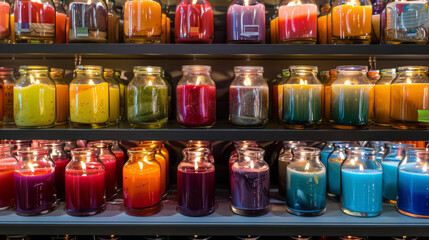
1 64 428 129
1 139 429 219
0 0 427 45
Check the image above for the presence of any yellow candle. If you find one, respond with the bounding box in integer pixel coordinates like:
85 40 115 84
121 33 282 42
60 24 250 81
374 84 390 125
14 84 56 127
332 4 372 41
109 86 120 123
70 82 109 125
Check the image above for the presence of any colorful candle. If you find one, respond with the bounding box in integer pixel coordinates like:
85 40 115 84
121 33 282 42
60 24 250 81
175 0 214 43
109 86 120 124
397 166 429 217
317 15 327 44
327 158 342 196
99 155 117 200
0 1 9 41
0 157 16 209
177 85 216 127
226 2 265 43
320 143 334 167
124 0 162 43
278 3 317 43
53 155 70 200
55 12 67 43
113 150 125 187
382 161 400 201
68 2 108 42
229 85 269 127
374 84 390 125
4 83 14 123
331 4 372 43
56 83 69 125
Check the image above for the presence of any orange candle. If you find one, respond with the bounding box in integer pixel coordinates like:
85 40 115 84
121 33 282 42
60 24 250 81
270 17 279 44
332 3 372 43
324 69 338 121
318 15 327 44
50 69 69 125
124 0 162 43
374 84 390 125
138 141 168 197
55 12 67 43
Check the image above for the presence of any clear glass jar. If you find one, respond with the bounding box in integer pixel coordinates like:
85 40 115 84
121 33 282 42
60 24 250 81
381 143 414 203
390 66 429 129
175 0 214 43
106 0 119 43
397 148 429 218
124 0 162 43
229 66 268 128
319 70 330 84
278 0 318 43
177 65 216 128
0 68 16 124
277 69 291 123
0 0 10 43
323 69 338 122
70 65 109 128
104 68 120 125
14 148 57 215
139 141 168 198
14 66 56 128
371 0 386 44
278 141 306 200
383 0 428 44
63 141 77 155
317 3 330 44
68 0 108 42
341 147 382 217
50 68 69 125
88 142 117 200
286 147 326 216
54 0 67 43
283 65 322 129
123 147 161 216
114 70 127 121
374 68 396 126
178 147 215 216
320 142 334 167
187 140 214 163
226 0 265 43
331 0 372 44
368 141 390 162
4 140 31 157
0 144 17 210
128 66 168 128
367 70 380 84
13 0 55 43
161 69 173 119
327 142 354 198
271 73 282 120
330 66 374 129
104 140 125 188
65 148 106 216
231 147 270 216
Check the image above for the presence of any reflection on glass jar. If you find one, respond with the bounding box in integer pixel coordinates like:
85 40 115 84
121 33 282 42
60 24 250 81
227 0 265 43
0 0 10 43
0 144 17 210
68 0 108 42
104 68 121 125
327 142 354 198
278 141 306 201
54 0 67 43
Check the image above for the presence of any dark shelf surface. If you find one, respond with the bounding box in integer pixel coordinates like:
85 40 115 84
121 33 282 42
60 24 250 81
0 121 428 141
0 191 427 236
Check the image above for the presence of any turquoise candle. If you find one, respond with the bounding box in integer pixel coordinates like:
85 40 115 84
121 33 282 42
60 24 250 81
381 161 399 202
397 164 429 217
327 158 342 196
320 143 334 167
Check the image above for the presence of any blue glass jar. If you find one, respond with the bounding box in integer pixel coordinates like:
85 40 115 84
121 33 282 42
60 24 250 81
381 143 414 203
286 147 326 216
320 142 334 167
341 147 382 217
368 141 390 162
327 142 354 198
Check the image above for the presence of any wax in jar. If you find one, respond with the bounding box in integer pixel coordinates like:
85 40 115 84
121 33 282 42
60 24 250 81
55 12 67 43
0 158 16 209
0 2 9 40
153 152 167 196
56 84 69 125
332 5 372 39
278 158 289 199
53 156 71 200
65 168 105 214
14 84 56 127
175 1 214 43
4 83 13 123
374 84 390 125
397 167 429 217
227 3 265 43
69 82 109 124
178 167 215 216
229 85 269 127
278 4 317 43
382 161 399 201
341 169 382 214
113 150 125 187
177 85 216 127
320 146 333 167
99 155 117 199
123 159 161 215
283 85 322 127
124 0 162 43
278 84 284 121
327 158 342 196
109 87 120 123
68 2 108 42
318 15 328 44
14 169 57 215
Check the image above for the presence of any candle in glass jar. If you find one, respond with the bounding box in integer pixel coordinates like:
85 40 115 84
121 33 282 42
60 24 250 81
229 85 269 127
0 157 16 209
397 166 429 217
68 2 108 42
0 1 9 41
56 83 69 125
4 83 14 123
55 12 67 43
124 0 162 43
227 2 265 43
278 3 317 43
327 158 342 196
99 154 117 200
175 0 214 43
177 85 216 127
374 84 390 125
332 4 372 41
113 150 124 187
52 155 70 201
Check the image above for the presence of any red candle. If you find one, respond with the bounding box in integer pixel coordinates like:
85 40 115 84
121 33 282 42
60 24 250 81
0 160 16 209
13 0 55 40
52 156 70 201
100 155 117 199
175 0 214 43
177 85 216 127
112 150 124 187
55 12 67 43
278 3 317 43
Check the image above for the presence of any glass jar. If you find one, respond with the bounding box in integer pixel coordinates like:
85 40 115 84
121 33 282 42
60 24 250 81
374 68 396 126
278 0 318 44
231 147 270 216
63 141 77 155
174 0 214 43
0 0 10 43
327 142 354 198
4 140 31 157
105 140 125 188
124 0 162 43
397 148 429 218
331 0 372 44
283 65 322 129
367 70 380 84
229 66 268 128
41 141 71 201
278 141 306 200
390 66 429 129
271 73 282 120
323 69 338 122
50 68 69 125
104 68 120 125
178 147 215 216
317 3 330 44
68 0 108 42
106 0 119 43
383 0 428 44
381 143 414 203
0 68 16 124
177 65 216 128
114 70 127 121
321 142 334 167
371 0 386 44
286 147 326 216
161 69 173 119
0 144 17 210
70 65 109 128
13 0 55 43
54 0 67 43
14 66 56 128
277 69 291 123
341 147 382 217
368 141 390 162
229 141 258 178
319 70 330 84
65 148 106 216
226 0 265 43
127 66 168 128
123 147 162 216
330 66 374 129
187 140 214 163
14 148 57 215
88 142 117 200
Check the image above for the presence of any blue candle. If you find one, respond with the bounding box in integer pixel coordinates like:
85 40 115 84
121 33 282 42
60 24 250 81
341 169 382 216
327 158 342 196
397 165 429 217
321 143 334 167
381 161 399 202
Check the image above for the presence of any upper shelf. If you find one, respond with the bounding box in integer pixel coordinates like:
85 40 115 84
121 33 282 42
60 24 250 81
1 44 429 59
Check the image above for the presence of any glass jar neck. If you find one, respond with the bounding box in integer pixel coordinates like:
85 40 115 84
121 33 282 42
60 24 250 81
0 146 14 158
183 148 211 163
104 72 114 78
238 148 264 162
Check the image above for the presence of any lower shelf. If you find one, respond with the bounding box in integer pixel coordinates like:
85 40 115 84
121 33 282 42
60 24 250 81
0 191 427 236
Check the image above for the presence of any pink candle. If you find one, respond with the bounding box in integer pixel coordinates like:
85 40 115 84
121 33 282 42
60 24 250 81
177 84 216 127
227 3 265 43
278 3 317 43
100 155 117 199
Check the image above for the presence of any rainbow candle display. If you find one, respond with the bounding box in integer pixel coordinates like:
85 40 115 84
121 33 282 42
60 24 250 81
226 1 265 43
177 85 216 127
278 3 317 43
397 164 429 217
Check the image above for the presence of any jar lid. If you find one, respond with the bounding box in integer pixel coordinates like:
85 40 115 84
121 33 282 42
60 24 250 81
182 65 211 73
336 65 368 72
19 66 49 73
290 65 318 73
76 65 103 71
133 66 162 73
234 66 263 73
381 68 396 74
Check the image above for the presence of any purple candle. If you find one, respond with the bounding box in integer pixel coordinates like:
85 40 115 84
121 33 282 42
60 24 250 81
177 166 215 216
227 1 265 43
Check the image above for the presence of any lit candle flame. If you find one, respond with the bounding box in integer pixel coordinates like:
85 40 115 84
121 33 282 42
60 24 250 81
192 0 197 4
244 77 251 86
30 75 40 84
244 0 249 6
299 79 308 85
196 76 202 85
304 162 310 171
89 80 94 85
81 161 87 175
359 164 364 172
194 157 200 171
29 162 35 173
138 161 144 170
406 78 412 84
423 163 427 173
250 160 254 169
347 0 357 6
148 80 153 86
345 80 351 85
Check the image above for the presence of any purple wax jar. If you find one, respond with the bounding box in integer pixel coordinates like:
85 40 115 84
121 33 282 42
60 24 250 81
227 0 266 43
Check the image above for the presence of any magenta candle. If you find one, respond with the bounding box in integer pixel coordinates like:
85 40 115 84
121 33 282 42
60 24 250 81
52 156 71 200
113 150 124 187
177 85 216 127
100 155 117 200
227 1 265 43
278 3 318 43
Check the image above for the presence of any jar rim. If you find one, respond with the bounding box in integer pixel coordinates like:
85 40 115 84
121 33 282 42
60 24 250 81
381 68 396 74
128 147 157 155
19 66 49 73
0 67 14 73
133 66 162 73
50 68 64 73
234 66 264 73
292 147 321 155
71 148 99 156
183 147 211 155
237 146 265 155
290 65 318 73
345 147 376 155
0 144 14 152
336 65 368 72
333 143 353 148
88 142 111 148
76 65 103 71
398 66 428 72
16 147 48 156
104 68 114 73
182 65 211 72
385 143 415 148
405 147 429 153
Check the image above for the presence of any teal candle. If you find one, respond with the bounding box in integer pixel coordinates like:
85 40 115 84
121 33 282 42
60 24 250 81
327 158 342 196
320 143 334 167
382 161 399 202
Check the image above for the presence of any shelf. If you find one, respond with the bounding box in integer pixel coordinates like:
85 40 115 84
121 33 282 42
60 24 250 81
0 191 427 236
1 44 429 59
0 121 428 141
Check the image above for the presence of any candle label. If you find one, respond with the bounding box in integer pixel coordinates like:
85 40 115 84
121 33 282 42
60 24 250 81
386 2 428 41
76 27 89 37
15 23 55 36
242 25 260 37
418 110 429 122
